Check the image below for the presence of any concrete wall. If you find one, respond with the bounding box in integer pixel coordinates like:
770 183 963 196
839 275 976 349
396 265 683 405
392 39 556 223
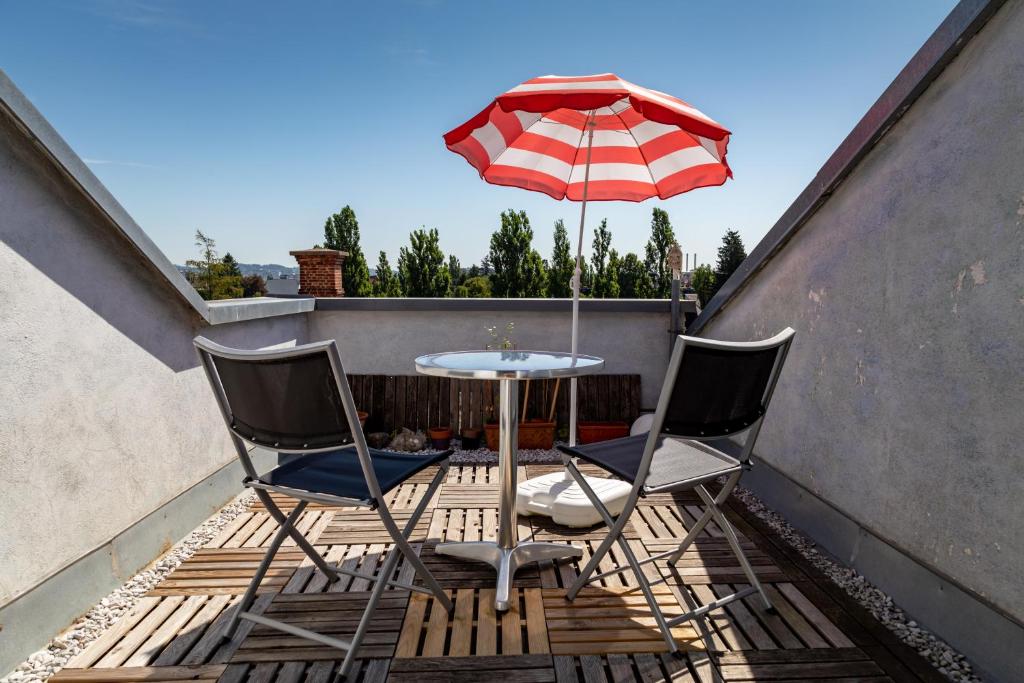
309 300 678 410
0 109 311 671
699 0 1023 675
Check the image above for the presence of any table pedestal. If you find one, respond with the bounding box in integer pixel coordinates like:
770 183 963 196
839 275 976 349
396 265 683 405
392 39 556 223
435 378 582 611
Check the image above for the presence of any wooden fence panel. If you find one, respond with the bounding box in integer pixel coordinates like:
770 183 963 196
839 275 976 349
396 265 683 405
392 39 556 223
346 374 641 437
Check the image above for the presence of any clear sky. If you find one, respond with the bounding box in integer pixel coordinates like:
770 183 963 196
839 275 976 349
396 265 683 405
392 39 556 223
2 0 957 269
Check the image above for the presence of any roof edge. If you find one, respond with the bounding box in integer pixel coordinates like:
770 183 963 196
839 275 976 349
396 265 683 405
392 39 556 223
687 0 1008 336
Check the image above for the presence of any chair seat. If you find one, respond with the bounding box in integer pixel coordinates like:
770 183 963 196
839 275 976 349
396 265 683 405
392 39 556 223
259 447 451 504
558 434 741 491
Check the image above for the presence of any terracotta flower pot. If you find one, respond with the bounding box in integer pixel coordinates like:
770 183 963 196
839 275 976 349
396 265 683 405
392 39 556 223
460 427 482 450
428 426 453 450
484 420 555 451
578 421 629 444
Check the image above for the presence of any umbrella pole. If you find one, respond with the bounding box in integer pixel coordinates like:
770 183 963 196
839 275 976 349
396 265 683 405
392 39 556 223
569 112 597 448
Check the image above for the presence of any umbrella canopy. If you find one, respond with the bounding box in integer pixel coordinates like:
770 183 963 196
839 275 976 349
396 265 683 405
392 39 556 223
443 73 731 445
443 73 732 202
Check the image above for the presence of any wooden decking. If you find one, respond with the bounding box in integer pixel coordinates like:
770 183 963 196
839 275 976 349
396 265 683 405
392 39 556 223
52 464 946 683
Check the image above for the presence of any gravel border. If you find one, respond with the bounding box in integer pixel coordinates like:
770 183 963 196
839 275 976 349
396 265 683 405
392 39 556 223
4 450 980 683
730 485 981 683
1 491 255 683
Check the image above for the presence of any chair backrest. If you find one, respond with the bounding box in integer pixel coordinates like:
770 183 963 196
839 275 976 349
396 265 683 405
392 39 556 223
194 337 358 453
652 328 795 459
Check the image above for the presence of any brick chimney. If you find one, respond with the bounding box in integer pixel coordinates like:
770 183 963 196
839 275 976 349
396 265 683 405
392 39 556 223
289 248 348 297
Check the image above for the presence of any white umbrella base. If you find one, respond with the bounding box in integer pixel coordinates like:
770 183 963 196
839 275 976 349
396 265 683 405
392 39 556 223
516 471 632 528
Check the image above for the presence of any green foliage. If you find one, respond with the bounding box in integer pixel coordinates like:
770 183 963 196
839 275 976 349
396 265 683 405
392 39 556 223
590 219 619 298
373 250 401 297
714 229 747 293
488 209 547 297
644 208 677 298
241 274 267 297
322 205 372 297
547 219 575 298
448 254 463 289
455 275 492 298
467 263 481 280
398 228 450 297
221 252 242 278
617 252 653 298
692 264 716 307
185 230 242 300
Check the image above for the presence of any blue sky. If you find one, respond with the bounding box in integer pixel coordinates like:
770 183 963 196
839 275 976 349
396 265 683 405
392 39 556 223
2 0 957 269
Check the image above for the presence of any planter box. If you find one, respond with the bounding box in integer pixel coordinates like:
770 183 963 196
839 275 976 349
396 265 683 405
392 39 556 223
578 421 629 444
485 420 556 451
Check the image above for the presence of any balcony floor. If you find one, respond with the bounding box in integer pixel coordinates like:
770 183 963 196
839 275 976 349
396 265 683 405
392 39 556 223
50 464 945 683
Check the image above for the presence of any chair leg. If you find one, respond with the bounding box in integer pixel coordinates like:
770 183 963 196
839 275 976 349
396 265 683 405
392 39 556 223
667 505 715 564
255 489 340 582
695 485 773 612
378 465 453 611
562 461 639 601
613 535 680 655
223 500 307 641
335 539 405 681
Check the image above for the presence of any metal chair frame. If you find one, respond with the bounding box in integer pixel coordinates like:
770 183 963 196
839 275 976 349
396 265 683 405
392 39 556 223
194 336 453 679
559 329 795 655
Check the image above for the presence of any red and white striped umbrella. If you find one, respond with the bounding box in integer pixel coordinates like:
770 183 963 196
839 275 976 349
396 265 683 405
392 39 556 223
443 73 731 202
443 73 731 444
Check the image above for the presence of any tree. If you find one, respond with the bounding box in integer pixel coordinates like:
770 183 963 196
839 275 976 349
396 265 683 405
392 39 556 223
322 205 372 297
185 230 242 300
547 219 575 298
480 255 493 276
617 252 653 298
373 250 401 297
590 219 619 298
454 276 492 298
448 254 463 290
692 264 716 307
605 249 622 299
644 208 676 298
488 209 547 297
241 274 267 297
398 228 450 297
221 252 242 278
714 229 747 293
467 263 482 280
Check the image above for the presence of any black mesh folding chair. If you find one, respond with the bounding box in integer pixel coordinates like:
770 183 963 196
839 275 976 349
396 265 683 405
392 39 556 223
194 336 453 678
556 328 795 655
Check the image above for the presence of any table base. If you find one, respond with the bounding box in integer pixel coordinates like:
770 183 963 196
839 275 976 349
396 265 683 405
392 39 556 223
436 541 583 611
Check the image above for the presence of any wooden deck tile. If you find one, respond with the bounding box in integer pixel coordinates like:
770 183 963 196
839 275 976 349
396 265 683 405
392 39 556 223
389 654 555 682
313 509 431 545
542 587 704 656
148 549 306 597
229 592 408 663
712 648 891 681
50 665 227 682
395 589 548 658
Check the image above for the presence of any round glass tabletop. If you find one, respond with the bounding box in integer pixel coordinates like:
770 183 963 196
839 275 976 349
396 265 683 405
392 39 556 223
415 349 605 380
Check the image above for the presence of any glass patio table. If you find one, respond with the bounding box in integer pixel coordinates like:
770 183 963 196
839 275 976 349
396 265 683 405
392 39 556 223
415 349 605 611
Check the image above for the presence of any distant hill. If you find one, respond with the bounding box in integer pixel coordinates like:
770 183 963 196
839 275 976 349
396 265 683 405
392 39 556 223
176 263 299 280
237 263 299 279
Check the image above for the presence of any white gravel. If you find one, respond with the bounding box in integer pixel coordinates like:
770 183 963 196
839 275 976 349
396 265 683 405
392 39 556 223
731 485 982 683
1 492 255 683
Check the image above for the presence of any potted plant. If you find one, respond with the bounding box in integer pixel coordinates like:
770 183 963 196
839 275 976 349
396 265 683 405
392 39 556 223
460 427 482 450
484 379 556 451
428 426 453 450
577 421 629 444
